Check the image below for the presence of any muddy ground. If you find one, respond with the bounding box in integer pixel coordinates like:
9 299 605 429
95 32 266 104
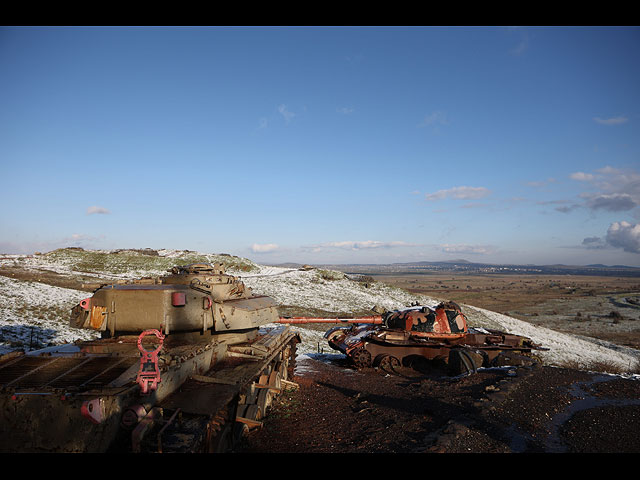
236 354 640 454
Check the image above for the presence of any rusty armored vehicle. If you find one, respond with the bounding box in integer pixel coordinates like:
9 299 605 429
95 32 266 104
324 301 546 375
0 263 300 453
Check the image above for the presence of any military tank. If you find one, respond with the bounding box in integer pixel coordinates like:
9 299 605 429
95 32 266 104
0 263 300 453
324 301 546 375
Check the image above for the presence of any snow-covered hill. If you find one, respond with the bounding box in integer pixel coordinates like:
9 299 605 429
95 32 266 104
1 248 639 374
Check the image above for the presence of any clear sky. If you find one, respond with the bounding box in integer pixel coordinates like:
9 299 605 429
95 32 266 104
1 26 639 266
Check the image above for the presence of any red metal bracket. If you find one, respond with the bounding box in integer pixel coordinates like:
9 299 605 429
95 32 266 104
81 398 105 424
79 298 91 310
136 329 165 394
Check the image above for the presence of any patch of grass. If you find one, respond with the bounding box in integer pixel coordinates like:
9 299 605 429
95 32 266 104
41 248 259 275
316 269 346 281
555 358 640 375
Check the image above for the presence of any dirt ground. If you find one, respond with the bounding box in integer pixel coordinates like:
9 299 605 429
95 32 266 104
236 353 640 454
235 273 640 454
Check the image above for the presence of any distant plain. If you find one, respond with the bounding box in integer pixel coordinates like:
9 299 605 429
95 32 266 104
333 267 640 350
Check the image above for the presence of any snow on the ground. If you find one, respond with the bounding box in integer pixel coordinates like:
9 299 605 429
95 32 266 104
239 264 436 313
0 275 100 354
463 305 640 372
1 249 639 373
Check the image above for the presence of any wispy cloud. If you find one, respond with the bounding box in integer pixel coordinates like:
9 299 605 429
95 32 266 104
569 172 595 181
278 104 296 124
581 236 607 250
440 243 496 255
508 28 530 56
584 193 637 212
87 206 110 215
418 111 449 128
568 166 640 213
251 243 279 253
555 205 581 214
593 116 628 126
425 186 491 201
527 177 557 188
258 117 268 129
460 202 490 209
305 240 418 252
337 106 354 115
64 233 105 247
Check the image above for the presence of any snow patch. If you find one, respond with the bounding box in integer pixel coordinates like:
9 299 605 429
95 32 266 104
0 275 100 354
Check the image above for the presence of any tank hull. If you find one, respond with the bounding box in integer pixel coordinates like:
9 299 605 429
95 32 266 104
0 325 299 452
325 304 546 374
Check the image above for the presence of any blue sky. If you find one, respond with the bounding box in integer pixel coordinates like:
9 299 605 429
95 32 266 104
1 26 639 266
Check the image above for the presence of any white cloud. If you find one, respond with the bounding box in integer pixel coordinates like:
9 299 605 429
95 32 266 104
593 116 628 126
337 106 354 115
277 104 296 124
86 206 110 215
569 172 594 181
606 221 640 254
258 117 268 129
251 243 280 253
425 186 491 201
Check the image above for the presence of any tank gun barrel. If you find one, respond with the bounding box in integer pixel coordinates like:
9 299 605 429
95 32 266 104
278 316 383 324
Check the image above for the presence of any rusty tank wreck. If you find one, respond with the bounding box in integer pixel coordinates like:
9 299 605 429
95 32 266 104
324 301 546 375
0 263 300 453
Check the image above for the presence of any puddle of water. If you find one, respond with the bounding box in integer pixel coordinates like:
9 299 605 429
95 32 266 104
544 374 640 453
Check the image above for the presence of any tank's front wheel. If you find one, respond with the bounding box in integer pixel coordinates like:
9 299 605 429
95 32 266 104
351 348 372 368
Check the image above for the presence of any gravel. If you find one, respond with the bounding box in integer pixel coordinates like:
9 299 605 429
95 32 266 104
236 354 640 453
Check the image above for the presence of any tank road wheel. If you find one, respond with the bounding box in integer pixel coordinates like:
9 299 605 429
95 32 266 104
245 404 263 421
236 403 263 422
257 387 272 413
351 348 372 368
206 411 233 453
448 349 484 376
233 422 250 442
376 354 401 373
268 371 282 390
208 423 233 453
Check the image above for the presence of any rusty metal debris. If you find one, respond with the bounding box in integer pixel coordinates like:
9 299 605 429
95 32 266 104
323 301 546 375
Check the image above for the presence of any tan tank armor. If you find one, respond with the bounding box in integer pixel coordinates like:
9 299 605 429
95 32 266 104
71 263 279 336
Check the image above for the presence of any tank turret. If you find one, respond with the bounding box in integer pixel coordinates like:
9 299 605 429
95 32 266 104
382 301 468 337
71 263 279 337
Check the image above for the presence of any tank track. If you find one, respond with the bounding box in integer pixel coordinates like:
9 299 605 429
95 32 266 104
133 337 298 453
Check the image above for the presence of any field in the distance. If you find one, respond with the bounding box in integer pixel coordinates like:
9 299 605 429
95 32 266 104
360 272 640 350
